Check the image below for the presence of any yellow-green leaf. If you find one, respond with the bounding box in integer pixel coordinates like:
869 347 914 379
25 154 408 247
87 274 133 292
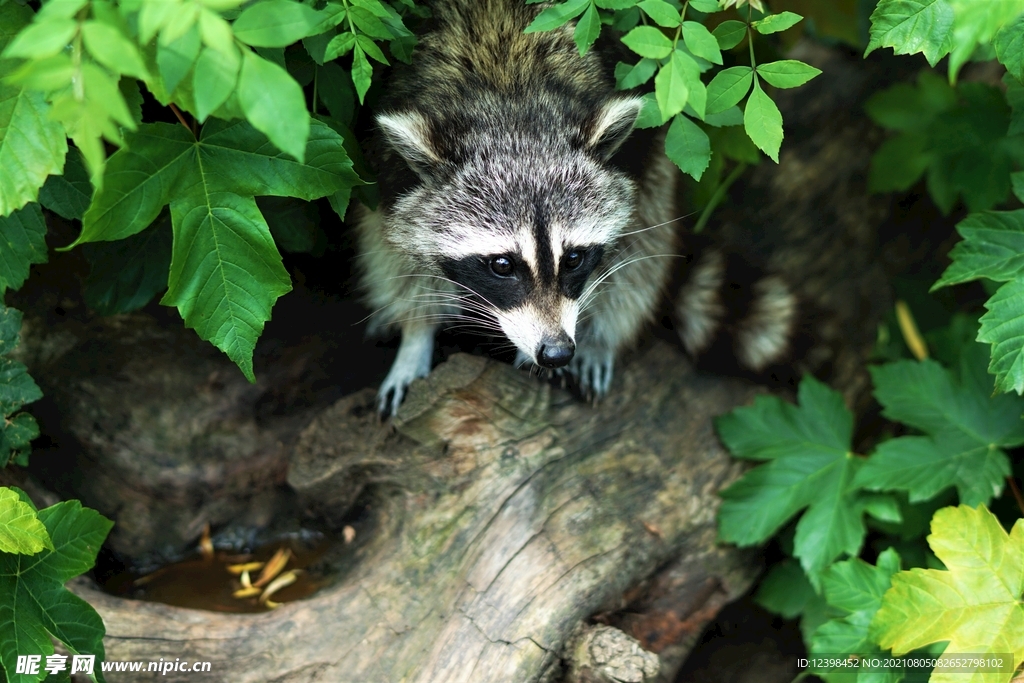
0 487 51 555
871 504 1024 683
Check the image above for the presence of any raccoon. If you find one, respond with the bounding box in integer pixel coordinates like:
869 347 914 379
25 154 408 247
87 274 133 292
356 0 798 416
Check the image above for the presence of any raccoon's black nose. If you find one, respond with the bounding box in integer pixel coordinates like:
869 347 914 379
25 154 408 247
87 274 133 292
537 339 575 368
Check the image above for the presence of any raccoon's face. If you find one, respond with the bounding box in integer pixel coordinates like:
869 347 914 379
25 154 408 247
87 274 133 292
377 97 643 367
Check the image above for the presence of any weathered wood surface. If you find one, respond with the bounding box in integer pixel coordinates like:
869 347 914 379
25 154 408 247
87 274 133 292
73 342 762 682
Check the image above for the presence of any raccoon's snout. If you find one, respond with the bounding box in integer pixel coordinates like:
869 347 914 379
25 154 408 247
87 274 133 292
537 336 575 368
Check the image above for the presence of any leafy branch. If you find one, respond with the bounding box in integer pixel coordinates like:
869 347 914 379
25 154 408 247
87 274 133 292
525 0 820 180
0 0 421 381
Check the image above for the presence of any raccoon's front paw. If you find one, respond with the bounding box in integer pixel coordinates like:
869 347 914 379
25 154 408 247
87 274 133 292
378 361 430 419
569 348 615 400
378 336 434 419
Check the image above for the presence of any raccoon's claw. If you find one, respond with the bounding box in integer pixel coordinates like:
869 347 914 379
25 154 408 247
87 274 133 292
378 329 435 419
377 383 407 420
378 365 428 419
569 349 615 401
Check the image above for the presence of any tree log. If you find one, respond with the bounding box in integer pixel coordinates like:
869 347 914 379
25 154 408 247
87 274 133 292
72 341 761 682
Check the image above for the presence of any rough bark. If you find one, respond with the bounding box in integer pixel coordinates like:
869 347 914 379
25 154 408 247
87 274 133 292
72 342 762 682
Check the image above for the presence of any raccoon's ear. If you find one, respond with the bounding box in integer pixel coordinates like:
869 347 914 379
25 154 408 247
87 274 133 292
586 97 644 160
377 111 443 178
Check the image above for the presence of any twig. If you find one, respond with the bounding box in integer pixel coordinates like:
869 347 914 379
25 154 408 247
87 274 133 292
693 162 747 234
168 103 194 137
1007 476 1024 516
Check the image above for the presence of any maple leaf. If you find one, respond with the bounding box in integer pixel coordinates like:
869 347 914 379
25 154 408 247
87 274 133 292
871 504 1024 683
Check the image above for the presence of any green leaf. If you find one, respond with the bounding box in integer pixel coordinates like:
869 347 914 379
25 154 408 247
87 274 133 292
743 79 782 162
351 43 373 103
2 413 39 468
5 54 76 93
995 15 1024 82
664 113 710 180
0 487 51 555
303 30 333 64
622 25 674 59
688 0 719 13
325 32 356 61
356 34 389 64
0 352 42 415
1012 171 1024 203
194 44 241 122
74 126 193 245
0 499 113 683
655 50 696 121
926 83 1015 213
162 191 290 382
232 0 323 47
633 91 666 128
870 504 1024 680
38 149 91 222
347 6 393 39
0 6 68 218
869 131 930 193
682 21 722 64
864 0 953 67
934 210 1024 288
865 71 956 132
0 203 47 295
755 559 817 620
595 0 638 8
755 60 821 89
979 278 1024 394
3 18 77 59
856 350 1024 504
637 0 680 27
704 105 744 127
390 33 417 63
156 25 202 95
573 2 601 56
81 20 149 81
316 62 356 123
71 119 358 377
199 8 235 55
946 0 1024 82
615 58 658 89
676 49 705 119
46 62 137 188
524 0 590 33
707 121 759 163
862 434 1011 508
712 19 746 49
752 11 803 34
36 0 88 21
260 196 320 253
0 306 25 358
810 550 902 677
1006 72 1024 136
705 66 752 115
238 50 310 161
82 220 172 315
717 376 867 581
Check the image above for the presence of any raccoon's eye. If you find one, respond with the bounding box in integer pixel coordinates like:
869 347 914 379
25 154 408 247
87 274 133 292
564 250 585 270
489 256 515 277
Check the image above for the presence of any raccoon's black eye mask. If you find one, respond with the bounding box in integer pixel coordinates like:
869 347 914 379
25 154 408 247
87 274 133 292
440 255 532 310
560 246 603 299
